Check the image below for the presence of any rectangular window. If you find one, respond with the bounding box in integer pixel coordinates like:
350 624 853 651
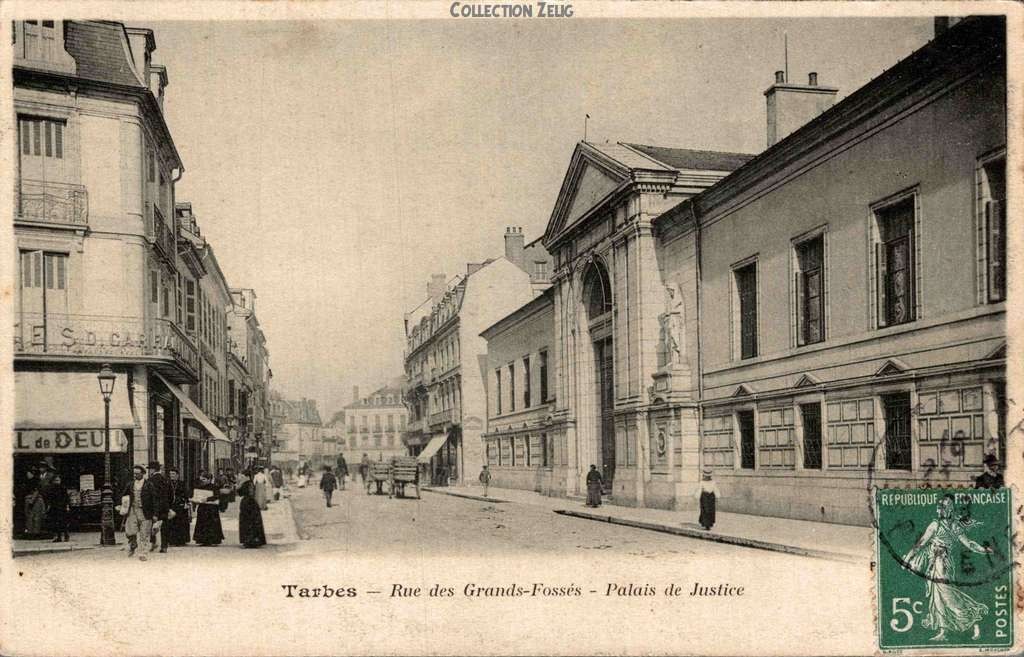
522 356 531 408
540 433 549 467
738 411 755 469
495 369 502 415
539 350 549 402
175 273 183 325
509 363 516 412
185 280 196 332
534 261 548 279
883 393 912 471
18 117 64 160
374 416 381 432
150 270 159 305
228 380 236 416
161 280 170 318
735 262 758 359
801 404 822 469
983 157 1006 303
795 235 825 346
386 415 394 431
876 198 916 327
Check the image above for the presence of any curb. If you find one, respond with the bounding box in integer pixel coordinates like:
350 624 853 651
553 509 867 564
421 487 510 504
13 543 106 558
278 496 304 542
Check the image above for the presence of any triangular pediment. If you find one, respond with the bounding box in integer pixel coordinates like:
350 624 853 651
793 373 821 389
731 384 755 398
875 358 909 377
543 143 631 245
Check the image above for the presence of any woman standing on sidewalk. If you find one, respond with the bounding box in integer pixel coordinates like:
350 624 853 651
44 474 70 542
237 469 267 549
693 468 721 531
192 471 224 547
585 465 603 508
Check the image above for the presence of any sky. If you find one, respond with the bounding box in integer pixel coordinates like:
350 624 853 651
151 17 934 420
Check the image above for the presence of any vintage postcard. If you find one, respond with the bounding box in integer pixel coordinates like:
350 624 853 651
0 1 1020 655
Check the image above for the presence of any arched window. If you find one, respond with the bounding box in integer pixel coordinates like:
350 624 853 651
583 261 612 318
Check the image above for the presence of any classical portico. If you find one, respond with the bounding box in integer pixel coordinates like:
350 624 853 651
542 141 753 509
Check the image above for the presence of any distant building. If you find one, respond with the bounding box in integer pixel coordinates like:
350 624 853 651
481 288 557 492
271 396 323 471
337 384 408 465
402 229 548 485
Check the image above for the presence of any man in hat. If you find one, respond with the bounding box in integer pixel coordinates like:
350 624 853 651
145 461 173 553
119 465 151 560
975 454 1004 489
585 464 603 507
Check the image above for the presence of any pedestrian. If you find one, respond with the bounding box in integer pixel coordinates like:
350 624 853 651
118 465 151 560
585 464 603 507
192 471 224 546
336 455 349 491
360 453 370 484
254 467 269 510
270 465 284 501
44 473 71 542
224 468 238 504
237 469 267 549
478 465 491 498
975 453 1004 489
22 478 48 538
320 466 338 507
145 461 173 554
694 468 721 531
164 467 191 546
214 469 231 511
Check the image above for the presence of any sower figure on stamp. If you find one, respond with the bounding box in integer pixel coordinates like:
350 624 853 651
585 464 603 508
903 494 993 641
693 468 721 531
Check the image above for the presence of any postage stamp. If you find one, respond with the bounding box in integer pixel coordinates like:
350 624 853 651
875 488 1015 650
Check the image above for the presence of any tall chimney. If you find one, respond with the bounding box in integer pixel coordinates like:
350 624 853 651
352 386 359 404
427 273 447 304
124 27 155 84
765 71 838 147
504 226 526 271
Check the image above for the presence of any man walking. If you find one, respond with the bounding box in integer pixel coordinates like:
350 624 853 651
359 453 370 485
145 461 172 553
320 466 338 508
270 465 284 501
336 455 349 491
478 465 491 498
119 465 151 560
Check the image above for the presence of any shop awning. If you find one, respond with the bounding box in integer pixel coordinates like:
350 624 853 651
15 370 135 429
153 372 230 443
417 433 449 464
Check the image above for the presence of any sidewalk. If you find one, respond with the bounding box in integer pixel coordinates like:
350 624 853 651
12 495 300 557
423 485 872 564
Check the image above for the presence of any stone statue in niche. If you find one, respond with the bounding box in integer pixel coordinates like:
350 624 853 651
658 282 685 368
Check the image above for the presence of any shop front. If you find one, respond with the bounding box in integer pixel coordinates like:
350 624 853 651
153 371 231 485
13 369 136 535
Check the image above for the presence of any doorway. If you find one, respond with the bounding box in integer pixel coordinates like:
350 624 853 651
595 337 615 493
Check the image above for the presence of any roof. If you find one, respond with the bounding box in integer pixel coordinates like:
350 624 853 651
63 21 142 87
688 16 1005 219
343 384 405 409
480 287 555 340
623 143 755 172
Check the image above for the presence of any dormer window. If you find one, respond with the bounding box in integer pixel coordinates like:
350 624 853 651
14 20 75 73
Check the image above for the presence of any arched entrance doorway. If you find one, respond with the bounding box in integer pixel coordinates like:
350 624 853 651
583 261 614 494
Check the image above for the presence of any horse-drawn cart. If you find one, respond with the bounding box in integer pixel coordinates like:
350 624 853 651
388 456 420 499
365 462 391 495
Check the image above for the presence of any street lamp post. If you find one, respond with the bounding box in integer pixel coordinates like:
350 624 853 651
97 364 117 546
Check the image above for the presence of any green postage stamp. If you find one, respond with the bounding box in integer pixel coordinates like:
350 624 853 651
875 488 1015 650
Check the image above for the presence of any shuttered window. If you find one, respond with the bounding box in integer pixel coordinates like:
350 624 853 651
735 263 758 359
795 235 825 346
876 199 916 327
19 117 63 159
984 158 1006 303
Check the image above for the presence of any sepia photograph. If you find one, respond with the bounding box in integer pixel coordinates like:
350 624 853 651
1 2 1019 655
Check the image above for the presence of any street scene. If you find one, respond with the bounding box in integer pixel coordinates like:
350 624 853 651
5 8 1013 657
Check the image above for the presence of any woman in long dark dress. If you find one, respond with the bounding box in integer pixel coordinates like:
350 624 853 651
693 469 721 530
237 470 266 549
44 474 71 542
165 467 191 546
193 472 224 546
585 464 603 508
